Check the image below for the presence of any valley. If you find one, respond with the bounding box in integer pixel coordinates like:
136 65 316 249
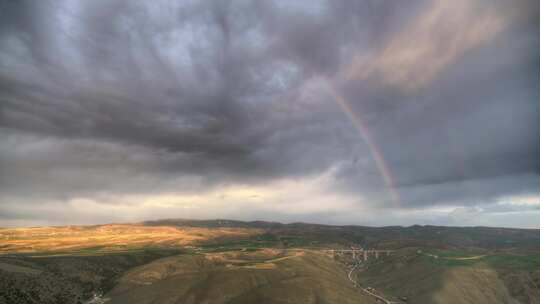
1 219 540 304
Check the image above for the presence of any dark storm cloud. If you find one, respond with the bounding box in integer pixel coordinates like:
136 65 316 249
0 0 539 225
0 0 375 184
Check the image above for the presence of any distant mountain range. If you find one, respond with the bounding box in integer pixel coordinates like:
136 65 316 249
143 218 540 250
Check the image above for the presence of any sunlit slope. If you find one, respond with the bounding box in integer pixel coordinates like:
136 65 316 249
107 249 376 304
0 224 260 254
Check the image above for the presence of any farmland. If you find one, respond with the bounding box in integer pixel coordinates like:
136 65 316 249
0 224 261 255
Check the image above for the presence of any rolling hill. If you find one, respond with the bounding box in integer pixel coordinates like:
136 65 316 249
107 249 376 304
1 219 540 304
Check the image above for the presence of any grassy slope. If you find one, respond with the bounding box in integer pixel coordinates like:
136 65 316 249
356 248 540 304
107 250 376 304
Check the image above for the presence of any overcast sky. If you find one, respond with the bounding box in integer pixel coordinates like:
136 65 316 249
1 0 539 228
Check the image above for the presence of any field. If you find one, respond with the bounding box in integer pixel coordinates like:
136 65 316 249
419 249 540 269
0 224 261 255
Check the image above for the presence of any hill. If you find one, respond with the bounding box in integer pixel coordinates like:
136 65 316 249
144 218 540 250
1 219 540 304
107 249 376 304
353 247 540 303
0 250 178 304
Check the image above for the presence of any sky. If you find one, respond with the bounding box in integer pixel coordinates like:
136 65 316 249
0 0 539 228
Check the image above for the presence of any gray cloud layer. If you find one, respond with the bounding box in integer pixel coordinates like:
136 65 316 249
1 0 539 226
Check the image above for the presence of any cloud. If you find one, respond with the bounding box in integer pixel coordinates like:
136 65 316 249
347 0 508 90
0 166 364 227
0 0 539 227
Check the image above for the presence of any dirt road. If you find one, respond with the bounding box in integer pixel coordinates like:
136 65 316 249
346 258 400 304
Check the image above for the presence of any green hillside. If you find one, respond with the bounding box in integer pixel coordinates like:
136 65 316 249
355 248 540 304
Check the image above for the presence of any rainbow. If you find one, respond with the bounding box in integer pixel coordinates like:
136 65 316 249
318 78 400 205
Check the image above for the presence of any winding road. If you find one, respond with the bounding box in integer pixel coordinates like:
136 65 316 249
346 257 400 304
